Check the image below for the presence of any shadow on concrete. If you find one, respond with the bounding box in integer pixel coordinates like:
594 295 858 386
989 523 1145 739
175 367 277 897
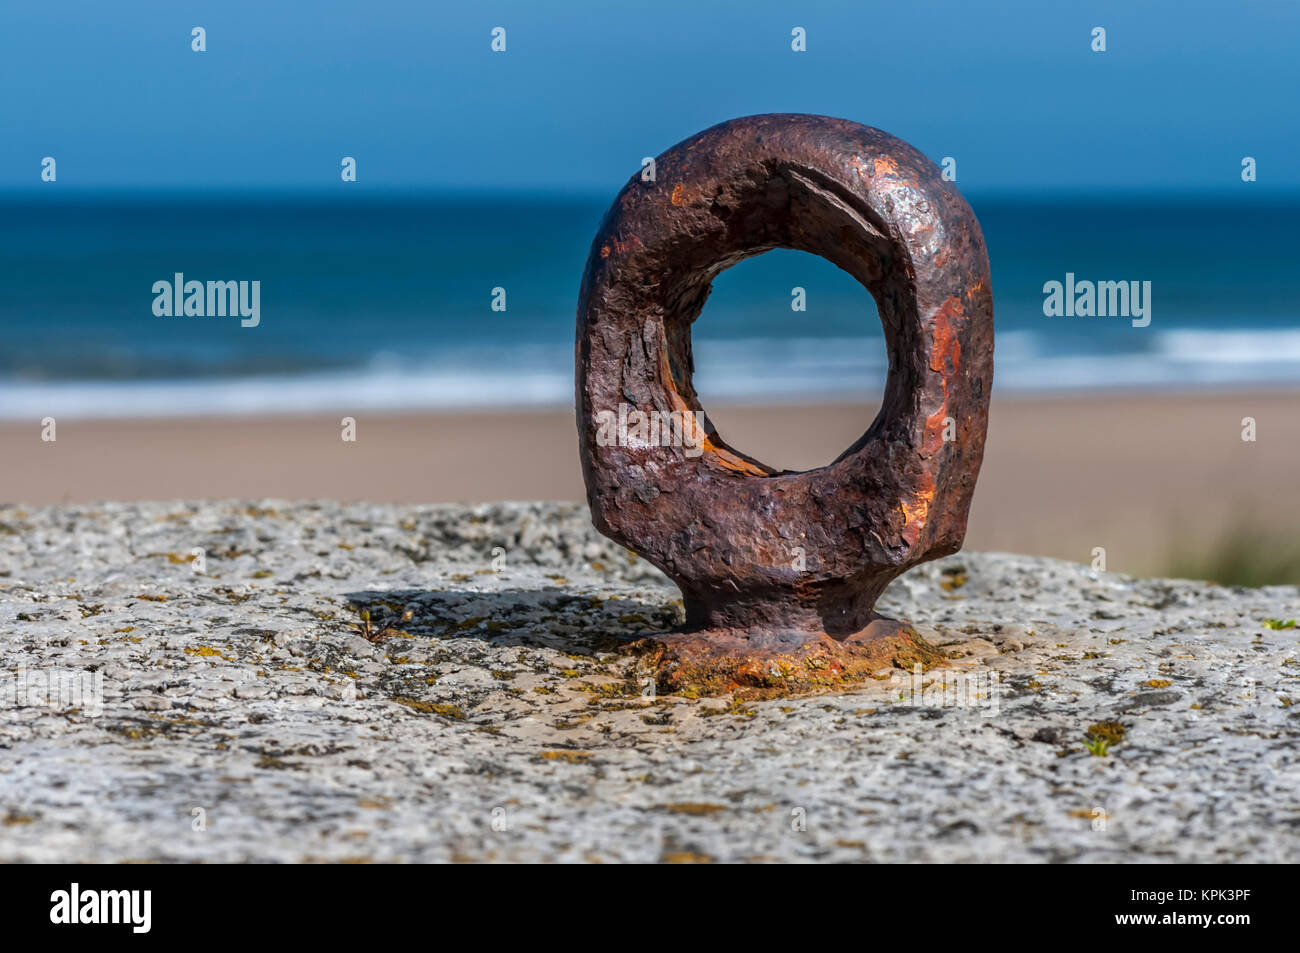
342 587 680 653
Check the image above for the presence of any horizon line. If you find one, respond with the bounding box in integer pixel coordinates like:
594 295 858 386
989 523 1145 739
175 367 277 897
1 184 1295 203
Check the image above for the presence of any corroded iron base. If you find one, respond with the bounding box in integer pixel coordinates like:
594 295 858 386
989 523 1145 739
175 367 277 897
625 617 945 701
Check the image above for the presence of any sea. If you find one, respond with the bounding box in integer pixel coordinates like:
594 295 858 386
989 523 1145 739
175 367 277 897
1 190 1296 420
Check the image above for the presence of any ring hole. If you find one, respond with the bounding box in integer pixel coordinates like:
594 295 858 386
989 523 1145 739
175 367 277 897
690 249 887 473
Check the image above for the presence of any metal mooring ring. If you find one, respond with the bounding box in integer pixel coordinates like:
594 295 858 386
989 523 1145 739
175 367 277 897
576 114 993 696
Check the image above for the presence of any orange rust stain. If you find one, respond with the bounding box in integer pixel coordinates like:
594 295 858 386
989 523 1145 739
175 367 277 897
872 156 900 177
908 295 969 530
670 184 704 207
921 406 950 457
918 297 965 458
657 347 768 476
706 448 770 476
896 502 921 547
793 575 817 602
929 297 963 375
602 236 642 258
898 481 937 546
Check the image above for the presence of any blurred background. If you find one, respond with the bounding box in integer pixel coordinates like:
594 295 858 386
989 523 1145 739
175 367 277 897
2 0 1298 582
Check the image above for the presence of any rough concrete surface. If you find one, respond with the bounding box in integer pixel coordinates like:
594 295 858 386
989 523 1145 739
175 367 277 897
0 500 1296 863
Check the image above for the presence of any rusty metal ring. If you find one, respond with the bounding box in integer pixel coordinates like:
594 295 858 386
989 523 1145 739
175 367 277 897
576 114 993 695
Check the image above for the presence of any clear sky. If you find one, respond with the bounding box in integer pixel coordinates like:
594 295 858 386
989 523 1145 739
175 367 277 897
2 0 1296 194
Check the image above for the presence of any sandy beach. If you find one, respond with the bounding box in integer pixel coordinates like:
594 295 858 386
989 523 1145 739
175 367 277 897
3 390 1298 580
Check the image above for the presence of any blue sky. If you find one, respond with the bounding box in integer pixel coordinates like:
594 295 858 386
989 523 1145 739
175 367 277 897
2 0 1296 193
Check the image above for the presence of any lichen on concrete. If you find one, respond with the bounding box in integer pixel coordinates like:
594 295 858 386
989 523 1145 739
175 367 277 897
0 500 1296 862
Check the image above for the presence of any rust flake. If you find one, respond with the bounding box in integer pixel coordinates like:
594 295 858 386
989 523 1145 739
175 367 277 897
601 235 642 258
871 156 900 178
670 183 702 207
929 296 964 375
